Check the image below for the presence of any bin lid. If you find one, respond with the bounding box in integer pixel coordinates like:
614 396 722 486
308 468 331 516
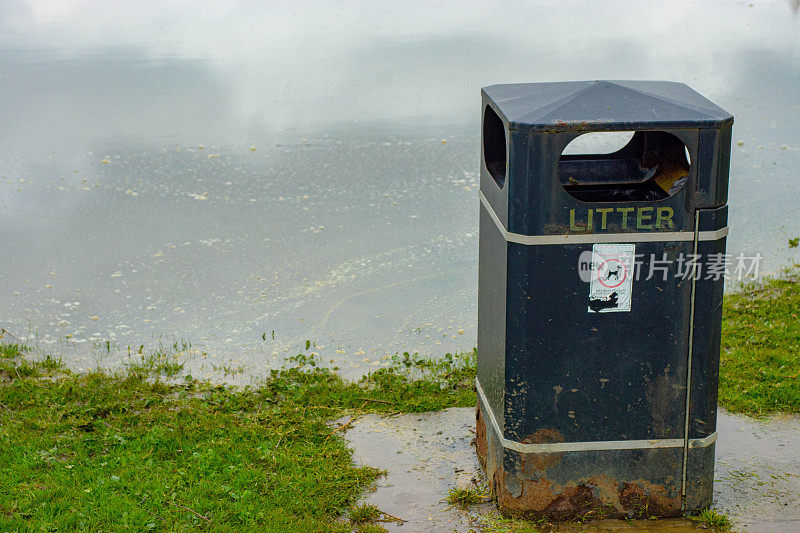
482 80 733 132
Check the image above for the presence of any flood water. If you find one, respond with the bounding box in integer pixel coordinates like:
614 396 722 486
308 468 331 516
1 1 799 379
345 408 800 532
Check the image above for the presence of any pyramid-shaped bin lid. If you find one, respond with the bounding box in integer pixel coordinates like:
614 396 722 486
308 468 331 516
482 80 733 132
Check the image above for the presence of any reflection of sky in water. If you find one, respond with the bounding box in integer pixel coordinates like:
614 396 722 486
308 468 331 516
1 1 799 380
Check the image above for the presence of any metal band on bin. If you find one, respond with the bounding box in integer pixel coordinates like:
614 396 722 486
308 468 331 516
479 191 728 245
476 378 717 453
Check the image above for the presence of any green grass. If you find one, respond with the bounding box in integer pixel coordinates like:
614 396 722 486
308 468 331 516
719 264 800 414
689 508 733 529
0 345 476 531
348 503 381 523
123 339 192 378
482 514 549 532
446 485 490 509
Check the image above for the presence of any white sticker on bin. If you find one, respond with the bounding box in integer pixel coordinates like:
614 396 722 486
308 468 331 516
588 243 635 313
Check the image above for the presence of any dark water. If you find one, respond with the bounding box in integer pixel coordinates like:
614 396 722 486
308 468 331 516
1 1 799 380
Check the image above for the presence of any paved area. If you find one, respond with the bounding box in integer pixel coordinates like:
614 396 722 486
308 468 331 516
344 408 800 532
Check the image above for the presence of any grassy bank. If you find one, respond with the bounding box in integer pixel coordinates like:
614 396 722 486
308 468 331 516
719 265 800 414
0 347 475 531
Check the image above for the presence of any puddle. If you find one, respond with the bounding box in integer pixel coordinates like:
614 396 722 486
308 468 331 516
342 408 493 531
344 408 800 532
714 412 800 532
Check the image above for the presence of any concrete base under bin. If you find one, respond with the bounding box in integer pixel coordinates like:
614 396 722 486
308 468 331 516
475 401 711 519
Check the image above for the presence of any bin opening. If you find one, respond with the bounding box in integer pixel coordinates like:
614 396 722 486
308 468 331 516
559 131 690 202
483 105 507 188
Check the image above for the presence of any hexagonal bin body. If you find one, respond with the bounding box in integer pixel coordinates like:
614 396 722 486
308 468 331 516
476 81 733 518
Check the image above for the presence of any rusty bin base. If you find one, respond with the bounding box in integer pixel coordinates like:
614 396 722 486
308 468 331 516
476 397 713 520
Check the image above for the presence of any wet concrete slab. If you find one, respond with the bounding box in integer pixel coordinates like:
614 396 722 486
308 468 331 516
342 408 493 531
344 408 800 532
713 412 800 532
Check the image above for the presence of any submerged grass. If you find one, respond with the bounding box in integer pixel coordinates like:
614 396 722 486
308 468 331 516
0 344 476 531
123 338 192 377
347 503 381 524
446 485 491 509
482 514 550 532
688 508 733 529
719 264 800 415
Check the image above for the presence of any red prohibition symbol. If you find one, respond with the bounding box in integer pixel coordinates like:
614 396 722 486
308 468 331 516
597 257 627 289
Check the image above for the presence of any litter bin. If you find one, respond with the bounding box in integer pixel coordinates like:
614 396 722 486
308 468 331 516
476 81 732 518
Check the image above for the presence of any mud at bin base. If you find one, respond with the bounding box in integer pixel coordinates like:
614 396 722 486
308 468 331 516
476 392 717 519
476 81 732 519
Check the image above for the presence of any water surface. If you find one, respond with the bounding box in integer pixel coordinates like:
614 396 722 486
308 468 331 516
1 1 799 379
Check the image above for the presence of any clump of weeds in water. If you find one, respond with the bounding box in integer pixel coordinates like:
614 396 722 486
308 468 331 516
0 342 62 380
348 503 381 524
689 508 732 529
446 485 490 509
210 361 248 377
0 342 25 359
0 340 476 531
123 338 192 378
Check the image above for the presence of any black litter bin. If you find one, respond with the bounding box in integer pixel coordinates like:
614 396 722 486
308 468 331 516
475 81 732 518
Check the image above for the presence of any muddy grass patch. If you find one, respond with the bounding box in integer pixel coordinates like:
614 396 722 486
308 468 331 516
689 508 733 529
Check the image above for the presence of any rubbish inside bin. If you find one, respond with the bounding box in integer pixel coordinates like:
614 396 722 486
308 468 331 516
560 131 689 202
